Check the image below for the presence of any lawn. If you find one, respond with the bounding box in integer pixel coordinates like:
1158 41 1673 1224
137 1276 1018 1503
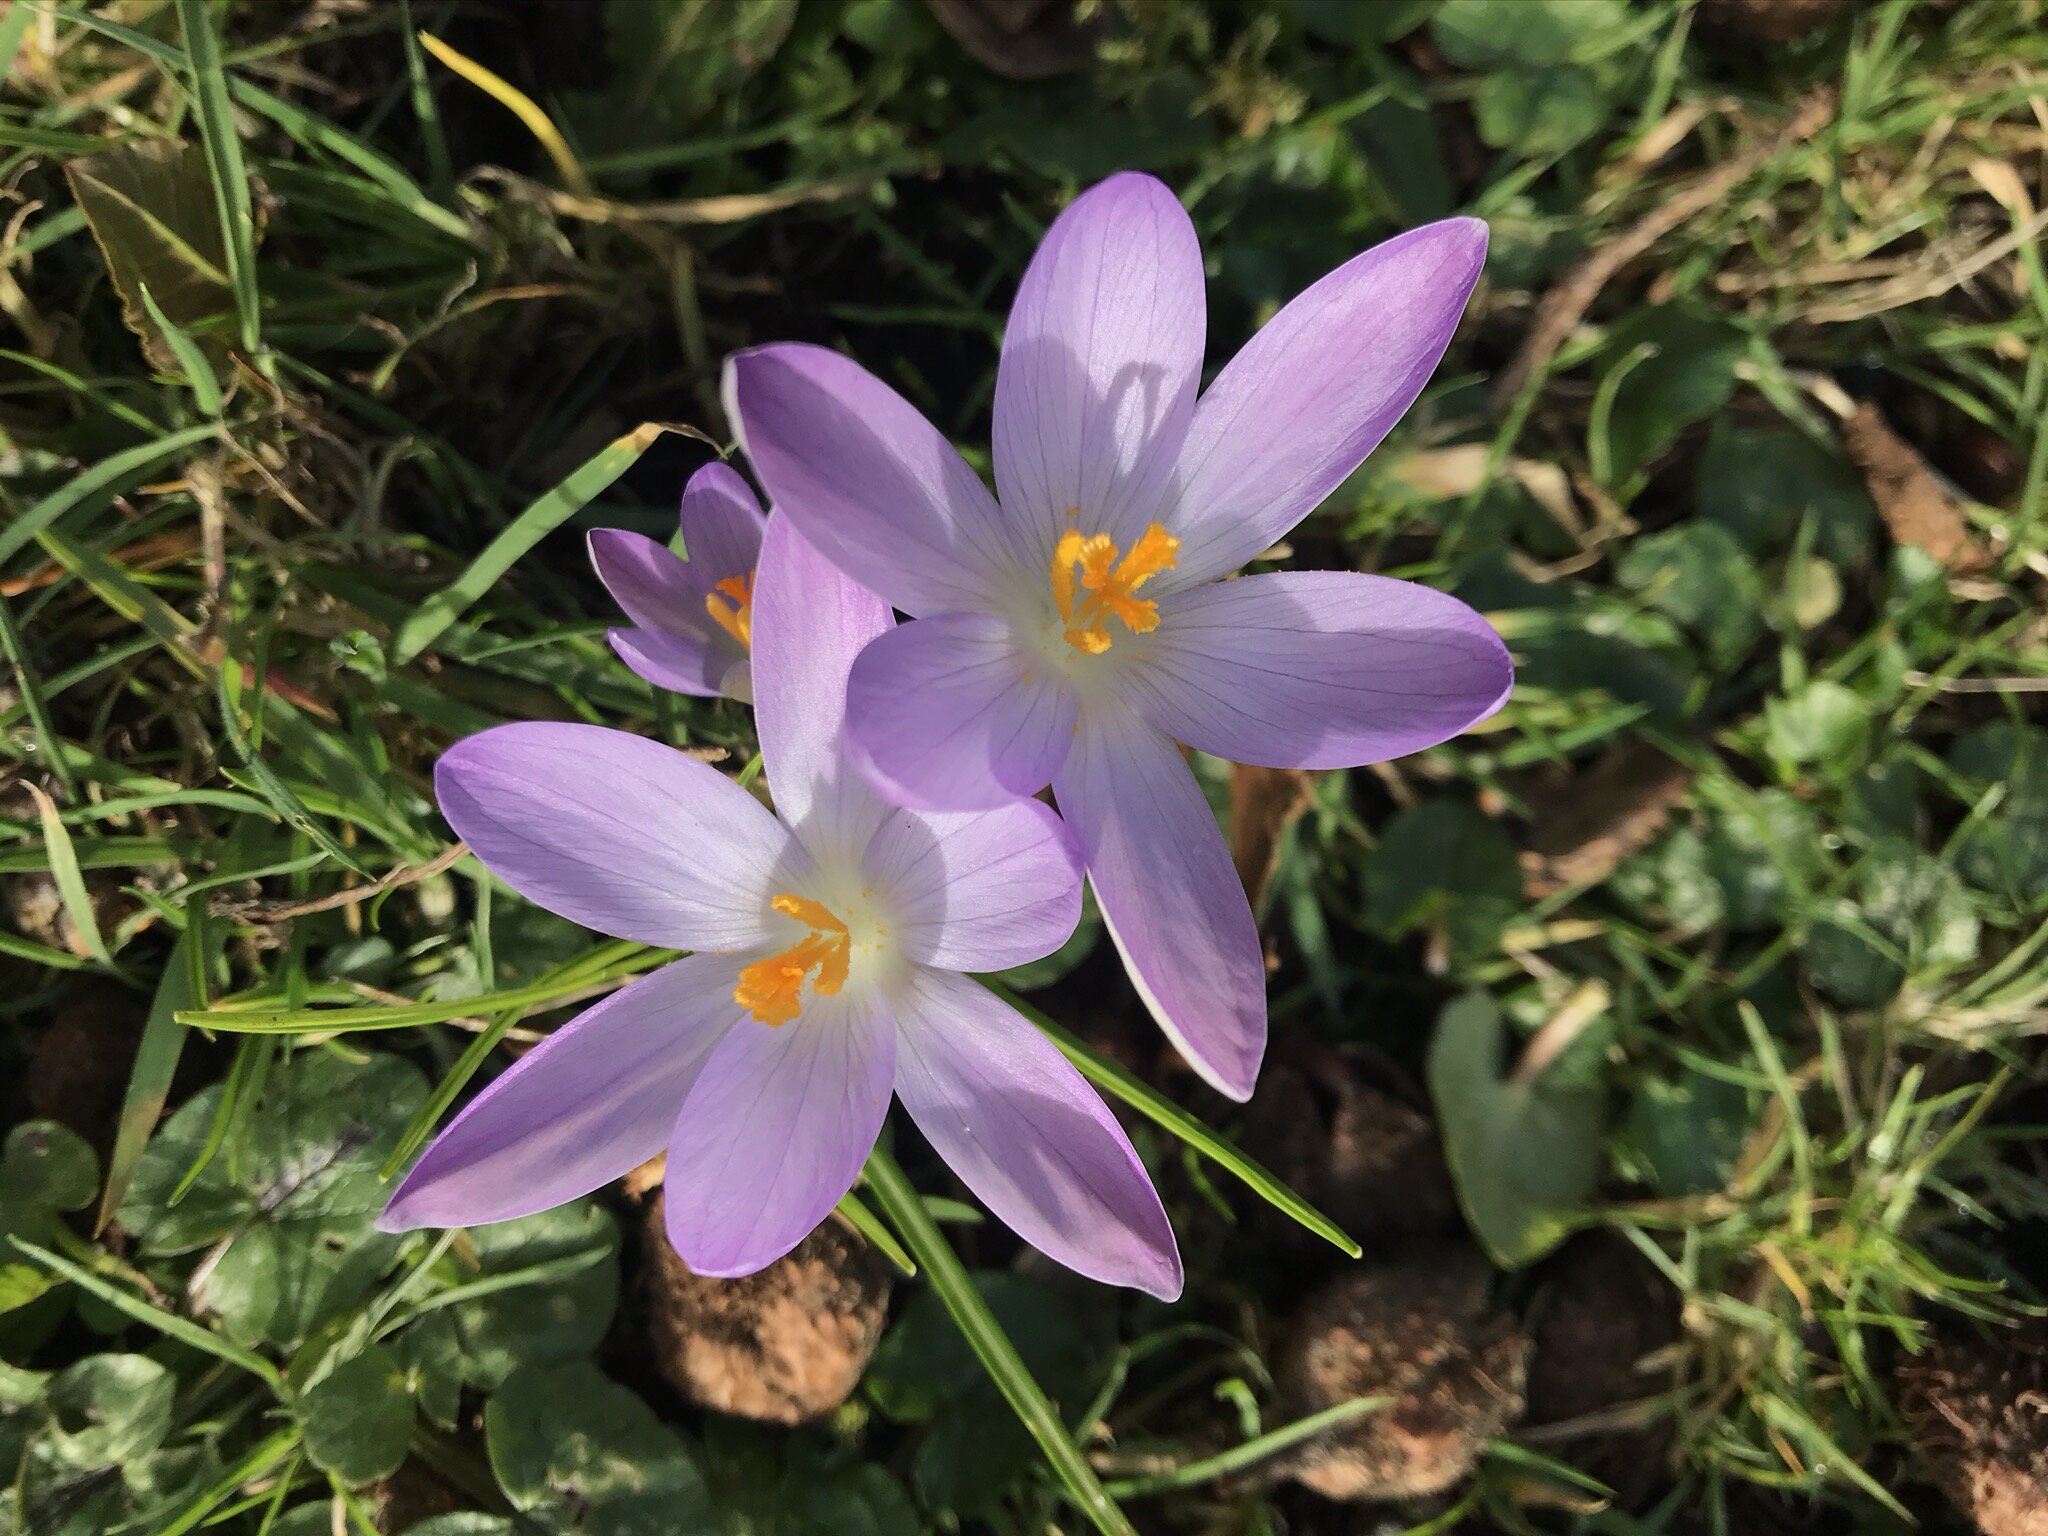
3 0 2046 1533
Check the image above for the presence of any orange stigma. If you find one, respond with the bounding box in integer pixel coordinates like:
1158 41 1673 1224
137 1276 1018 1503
733 893 848 1026
705 572 756 651
1050 521 1178 655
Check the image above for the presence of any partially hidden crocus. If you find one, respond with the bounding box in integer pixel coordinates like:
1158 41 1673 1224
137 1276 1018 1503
590 460 766 702
725 173 1514 1102
381 514 1183 1297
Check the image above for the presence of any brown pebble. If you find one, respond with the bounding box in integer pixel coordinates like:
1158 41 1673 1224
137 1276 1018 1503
4 871 136 960
1519 739 1696 899
1841 401 1989 574
1899 1320 2048 1536
1274 1247 1528 1502
642 1191 892 1425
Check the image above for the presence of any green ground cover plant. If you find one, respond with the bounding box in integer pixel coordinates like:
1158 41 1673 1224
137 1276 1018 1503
2 1 2045 1532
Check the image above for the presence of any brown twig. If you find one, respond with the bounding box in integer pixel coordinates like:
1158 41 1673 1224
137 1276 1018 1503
1492 86 1839 410
211 840 469 921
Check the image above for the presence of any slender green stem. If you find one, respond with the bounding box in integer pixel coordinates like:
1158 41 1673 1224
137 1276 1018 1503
12 1238 283 1392
1100 1395 1389 1498
987 983 1361 1258
861 1146 1137 1536
836 1186 916 1277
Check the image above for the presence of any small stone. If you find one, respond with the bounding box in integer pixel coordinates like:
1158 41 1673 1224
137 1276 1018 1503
643 1192 892 1425
1899 1320 2048 1536
1275 1247 1528 1502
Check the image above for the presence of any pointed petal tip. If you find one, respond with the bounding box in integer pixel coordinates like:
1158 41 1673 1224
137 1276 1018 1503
1193 1052 1260 1104
1139 1253 1186 1303
374 1181 447 1234
1428 215 1490 282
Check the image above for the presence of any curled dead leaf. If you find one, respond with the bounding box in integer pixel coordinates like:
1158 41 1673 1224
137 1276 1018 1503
1520 740 1695 898
1840 403 1988 574
1227 763 1315 910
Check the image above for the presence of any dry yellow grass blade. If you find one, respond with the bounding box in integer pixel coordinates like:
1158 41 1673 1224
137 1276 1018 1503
417 30 591 196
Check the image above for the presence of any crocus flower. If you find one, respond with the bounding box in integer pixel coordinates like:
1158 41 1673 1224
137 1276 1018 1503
381 515 1183 1297
725 173 1513 1102
589 461 766 702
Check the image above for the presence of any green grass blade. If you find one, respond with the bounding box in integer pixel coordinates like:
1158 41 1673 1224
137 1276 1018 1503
389 421 677 664
836 1186 916 1278
0 930 92 971
169 1033 268 1204
215 658 370 875
98 916 209 1233
0 421 220 566
0 834 177 874
138 281 224 413
151 1426 301 1536
399 0 456 204
380 1244 613 1327
179 943 670 1034
986 983 1362 1259
31 525 200 658
0 591 77 797
381 1005 523 1177
862 1145 1138 1536
1101 1395 1390 1498
227 76 470 243
11 1237 283 1391
173 0 264 365
0 347 162 434
0 0 35 80
23 782 111 967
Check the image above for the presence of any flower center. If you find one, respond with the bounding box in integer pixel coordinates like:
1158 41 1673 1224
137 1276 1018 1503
704 572 756 651
733 893 849 1026
1049 520 1178 655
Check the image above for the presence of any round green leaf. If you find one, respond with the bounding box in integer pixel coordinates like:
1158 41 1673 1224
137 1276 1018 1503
1427 992 1605 1268
4 1121 100 1213
1766 680 1869 769
1473 64 1611 155
299 1344 412 1487
1431 0 1629 67
451 1201 619 1390
485 1360 709 1534
46 1354 174 1469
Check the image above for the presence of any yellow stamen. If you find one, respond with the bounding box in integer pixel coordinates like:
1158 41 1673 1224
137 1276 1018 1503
733 892 849 1026
704 572 756 651
1050 520 1178 655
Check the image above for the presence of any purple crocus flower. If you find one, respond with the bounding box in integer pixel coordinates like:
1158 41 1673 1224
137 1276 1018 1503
589 461 766 702
381 515 1182 1297
724 173 1513 1102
